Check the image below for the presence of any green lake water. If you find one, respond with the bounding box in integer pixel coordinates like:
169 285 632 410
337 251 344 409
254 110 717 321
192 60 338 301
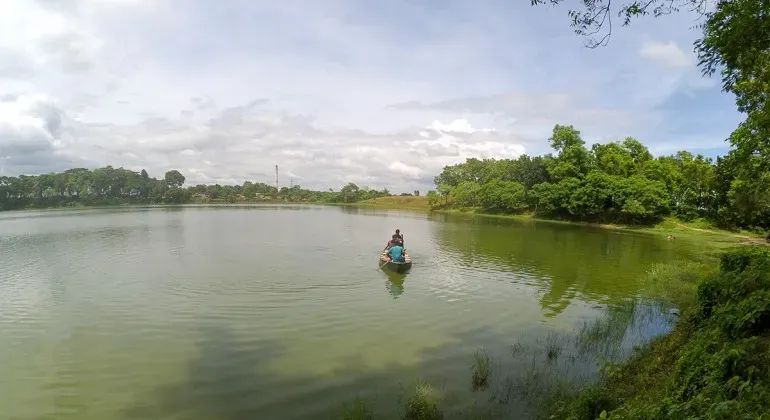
0 205 695 419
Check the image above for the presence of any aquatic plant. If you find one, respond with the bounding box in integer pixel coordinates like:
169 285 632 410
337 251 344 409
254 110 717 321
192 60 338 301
470 348 491 391
401 379 444 420
337 397 375 420
575 300 637 359
509 341 527 357
547 248 770 420
542 332 564 363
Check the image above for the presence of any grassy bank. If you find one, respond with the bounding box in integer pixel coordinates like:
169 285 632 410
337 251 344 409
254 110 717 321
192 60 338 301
9 195 765 246
344 196 767 244
433 208 764 242
548 247 770 420
353 196 432 211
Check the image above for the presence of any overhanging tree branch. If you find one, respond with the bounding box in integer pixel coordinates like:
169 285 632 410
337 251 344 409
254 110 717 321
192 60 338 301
531 0 711 48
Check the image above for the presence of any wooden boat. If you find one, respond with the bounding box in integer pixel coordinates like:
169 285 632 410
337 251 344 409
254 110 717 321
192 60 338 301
379 250 413 273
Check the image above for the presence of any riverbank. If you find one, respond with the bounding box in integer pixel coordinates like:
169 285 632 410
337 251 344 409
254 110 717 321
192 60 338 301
547 247 770 420
351 196 766 245
353 196 431 211
6 197 764 247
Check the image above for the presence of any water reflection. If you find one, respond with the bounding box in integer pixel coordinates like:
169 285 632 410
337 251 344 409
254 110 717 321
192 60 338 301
380 267 408 299
382 271 408 299
385 280 405 299
431 213 694 316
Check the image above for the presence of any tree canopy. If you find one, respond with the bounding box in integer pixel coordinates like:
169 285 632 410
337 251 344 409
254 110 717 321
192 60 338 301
0 167 391 210
526 0 770 229
430 123 770 229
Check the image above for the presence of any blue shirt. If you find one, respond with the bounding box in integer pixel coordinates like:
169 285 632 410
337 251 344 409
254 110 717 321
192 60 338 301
388 245 405 262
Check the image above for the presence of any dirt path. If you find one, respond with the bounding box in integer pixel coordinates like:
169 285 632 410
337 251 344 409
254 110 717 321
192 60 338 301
673 222 751 238
672 222 769 246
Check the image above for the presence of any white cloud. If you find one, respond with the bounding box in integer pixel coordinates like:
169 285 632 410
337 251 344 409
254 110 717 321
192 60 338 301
429 119 495 134
388 161 422 179
0 0 742 190
639 40 691 68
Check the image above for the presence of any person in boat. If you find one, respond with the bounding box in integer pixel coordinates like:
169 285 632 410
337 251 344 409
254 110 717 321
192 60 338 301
386 239 406 263
385 229 404 249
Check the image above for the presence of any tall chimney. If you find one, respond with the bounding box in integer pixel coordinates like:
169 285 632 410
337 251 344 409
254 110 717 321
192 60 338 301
274 165 279 190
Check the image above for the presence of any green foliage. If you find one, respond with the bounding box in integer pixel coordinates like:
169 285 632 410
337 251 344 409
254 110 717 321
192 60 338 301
0 168 390 210
529 0 708 48
477 180 526 212
471 348 492 391
432 123 768 228
452 181 481 207
164 169 186 188
696 0 770 169
426 190 440 209
549 124 585 152
549 248 770 420
337 397 375 420
401 380 444 420
531 0 770 231
531 178 579 215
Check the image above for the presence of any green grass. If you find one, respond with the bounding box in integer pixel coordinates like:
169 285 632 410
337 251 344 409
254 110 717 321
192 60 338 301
437 210 761 243
509 341 527 357
401 379 445 420
542 332 565 363
354 196 431 210
337 397 376 420
471 348 492 391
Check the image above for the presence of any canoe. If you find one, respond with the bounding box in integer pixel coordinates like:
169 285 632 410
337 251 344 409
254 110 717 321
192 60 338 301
379 251 413 273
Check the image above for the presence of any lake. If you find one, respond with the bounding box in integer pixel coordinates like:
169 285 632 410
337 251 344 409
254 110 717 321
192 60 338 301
0 205 692 419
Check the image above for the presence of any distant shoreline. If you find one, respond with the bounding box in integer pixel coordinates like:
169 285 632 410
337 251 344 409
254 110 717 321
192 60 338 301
352 196 765 245
3 197 764 245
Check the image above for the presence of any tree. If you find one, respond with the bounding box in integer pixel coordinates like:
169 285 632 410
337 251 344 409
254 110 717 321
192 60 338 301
568 171 616 217
696 0 770 170
452 181 481 207
164 170 185 188
616 176 671 224
339 183 360 203
622 137 653 168
534 0 770 180
426 190 440 209
531 178 581 215
477 180 527 212
592 142 635 177
530 0 708 48
549 124 584 152
531 0 770 229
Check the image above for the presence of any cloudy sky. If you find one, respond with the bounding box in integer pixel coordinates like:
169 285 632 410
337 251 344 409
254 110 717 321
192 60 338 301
0 0 743 192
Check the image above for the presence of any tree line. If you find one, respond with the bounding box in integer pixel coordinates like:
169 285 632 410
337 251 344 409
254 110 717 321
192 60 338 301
0 166 390 211
427 124 770 231
490 0 769 233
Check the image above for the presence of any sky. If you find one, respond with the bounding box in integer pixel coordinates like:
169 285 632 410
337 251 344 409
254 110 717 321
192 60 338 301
0 0 744 192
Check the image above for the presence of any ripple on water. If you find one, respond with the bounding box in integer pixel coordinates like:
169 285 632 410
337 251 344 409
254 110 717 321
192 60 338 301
0 206 689 420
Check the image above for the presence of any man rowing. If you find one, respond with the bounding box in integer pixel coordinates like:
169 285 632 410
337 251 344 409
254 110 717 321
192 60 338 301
386 239 406 263
385 229 404 249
